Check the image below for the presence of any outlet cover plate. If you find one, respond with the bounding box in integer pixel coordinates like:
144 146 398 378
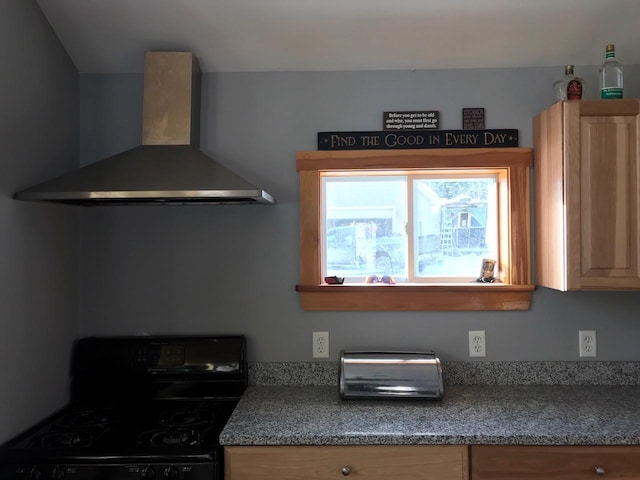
579 330 597 357
313 331 329 358
469 330 486 357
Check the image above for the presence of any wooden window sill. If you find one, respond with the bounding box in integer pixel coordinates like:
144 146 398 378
295 284 535 311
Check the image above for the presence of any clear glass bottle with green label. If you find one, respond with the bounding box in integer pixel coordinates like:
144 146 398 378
599 44 623 99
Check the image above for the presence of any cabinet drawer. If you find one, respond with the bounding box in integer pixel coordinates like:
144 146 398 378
472 445 640 480
225 445 468 480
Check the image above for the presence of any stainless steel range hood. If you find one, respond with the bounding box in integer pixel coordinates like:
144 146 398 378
14 51 275 206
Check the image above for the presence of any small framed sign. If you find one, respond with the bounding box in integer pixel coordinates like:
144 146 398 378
463 108 485 130
384 111 439 131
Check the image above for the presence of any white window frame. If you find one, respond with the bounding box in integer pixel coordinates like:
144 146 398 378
321 170 502 283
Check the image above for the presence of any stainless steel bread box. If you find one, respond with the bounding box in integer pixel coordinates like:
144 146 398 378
339 351 444 400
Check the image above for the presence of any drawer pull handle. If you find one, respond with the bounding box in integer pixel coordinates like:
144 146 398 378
341 466 352 476
595 466 606 476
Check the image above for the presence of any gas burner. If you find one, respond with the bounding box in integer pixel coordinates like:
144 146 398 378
56 409 111 429
33 430 94 449
137 428 201 447
158 407 214 428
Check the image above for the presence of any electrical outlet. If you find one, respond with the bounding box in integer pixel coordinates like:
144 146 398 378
469 330 486 357
313 331 329 358
579 330 597 357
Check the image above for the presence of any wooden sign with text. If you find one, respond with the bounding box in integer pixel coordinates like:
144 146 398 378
318 129 518 150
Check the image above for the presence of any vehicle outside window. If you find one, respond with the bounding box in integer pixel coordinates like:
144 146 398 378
326 224 406 275
323 175 407 280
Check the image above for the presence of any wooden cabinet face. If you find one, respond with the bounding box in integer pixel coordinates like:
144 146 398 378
472 445 640 480
225 445 469 480
534 99 640 291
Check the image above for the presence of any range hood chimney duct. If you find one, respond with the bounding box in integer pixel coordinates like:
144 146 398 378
14 51 275 205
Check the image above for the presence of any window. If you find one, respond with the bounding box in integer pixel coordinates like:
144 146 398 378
323 172 499 283
296 148 534 311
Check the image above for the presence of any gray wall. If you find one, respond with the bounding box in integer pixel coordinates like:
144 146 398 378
78 65 640 362
0 1 79 442
2 0 637 449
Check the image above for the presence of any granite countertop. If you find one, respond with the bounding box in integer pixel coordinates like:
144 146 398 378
220 385 640 446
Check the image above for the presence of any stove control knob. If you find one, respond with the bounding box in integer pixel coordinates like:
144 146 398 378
163 465 180 480
52 467 66 480
141 466 157 479
29 467 43 480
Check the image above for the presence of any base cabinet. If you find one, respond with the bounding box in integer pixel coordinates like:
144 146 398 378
224 445 469 480
225 444 640 480
471 445 640 480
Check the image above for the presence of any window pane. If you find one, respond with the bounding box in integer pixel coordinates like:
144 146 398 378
322 176 407 281
413 176 498 281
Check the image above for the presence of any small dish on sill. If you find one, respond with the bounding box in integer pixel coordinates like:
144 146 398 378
324 276 344 284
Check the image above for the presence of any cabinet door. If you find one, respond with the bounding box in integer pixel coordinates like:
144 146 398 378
534 100 640 290
472 445 640 480
225 445 469 480
566 100 640 290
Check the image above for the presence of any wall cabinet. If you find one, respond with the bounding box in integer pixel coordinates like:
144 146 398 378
533 99 640 291
224 445 469 480
472 445 640 479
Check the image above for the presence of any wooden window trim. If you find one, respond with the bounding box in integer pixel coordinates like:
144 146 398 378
296 148 534 311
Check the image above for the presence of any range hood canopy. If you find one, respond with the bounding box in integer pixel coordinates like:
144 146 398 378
14 51 275 205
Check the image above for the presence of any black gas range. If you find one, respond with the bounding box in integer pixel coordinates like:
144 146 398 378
0 335 247 480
